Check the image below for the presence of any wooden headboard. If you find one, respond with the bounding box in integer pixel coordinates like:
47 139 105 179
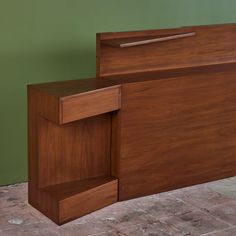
97 24 236 77
28 23 236 225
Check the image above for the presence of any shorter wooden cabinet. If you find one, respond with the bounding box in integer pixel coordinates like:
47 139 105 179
28 81 120 224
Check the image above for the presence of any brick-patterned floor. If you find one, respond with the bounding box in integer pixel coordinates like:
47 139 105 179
1 178 236 235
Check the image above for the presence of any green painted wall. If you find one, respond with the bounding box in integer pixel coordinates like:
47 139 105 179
0 0 236 186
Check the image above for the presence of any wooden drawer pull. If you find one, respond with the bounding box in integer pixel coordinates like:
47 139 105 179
119 32 196 48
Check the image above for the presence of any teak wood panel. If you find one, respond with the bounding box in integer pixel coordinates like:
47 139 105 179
38 115 111 188
114 73 236 200
97 24 236 77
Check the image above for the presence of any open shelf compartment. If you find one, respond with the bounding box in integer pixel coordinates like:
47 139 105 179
41 176 118 224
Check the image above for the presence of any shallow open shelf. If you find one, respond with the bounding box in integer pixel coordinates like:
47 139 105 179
41 176 118 224
42 176 117 200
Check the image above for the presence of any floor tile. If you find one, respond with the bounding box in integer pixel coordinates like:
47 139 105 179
209 178 236 200
171 184 233 210
202 226 236 236
204 202 236 226
117 220 185 236
132 194 195 219
1 178 236 235
160 210 229 236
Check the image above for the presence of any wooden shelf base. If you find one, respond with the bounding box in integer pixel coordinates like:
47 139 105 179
32 176 118 225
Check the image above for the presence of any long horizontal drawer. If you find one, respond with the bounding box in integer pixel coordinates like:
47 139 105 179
60 85 121 124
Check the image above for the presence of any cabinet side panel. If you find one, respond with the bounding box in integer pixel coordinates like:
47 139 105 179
28 87 39 206
119 72 236 200
111 111 121 178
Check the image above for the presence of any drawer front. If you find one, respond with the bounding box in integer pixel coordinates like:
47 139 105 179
60 86 121 124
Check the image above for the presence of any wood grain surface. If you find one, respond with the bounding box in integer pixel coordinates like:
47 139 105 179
97 24 236 77
28 23 236 224
115 71 236 200
61 86 121 124
38 114 112 188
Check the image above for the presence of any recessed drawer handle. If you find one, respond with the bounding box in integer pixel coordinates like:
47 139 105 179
119 32 196 48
